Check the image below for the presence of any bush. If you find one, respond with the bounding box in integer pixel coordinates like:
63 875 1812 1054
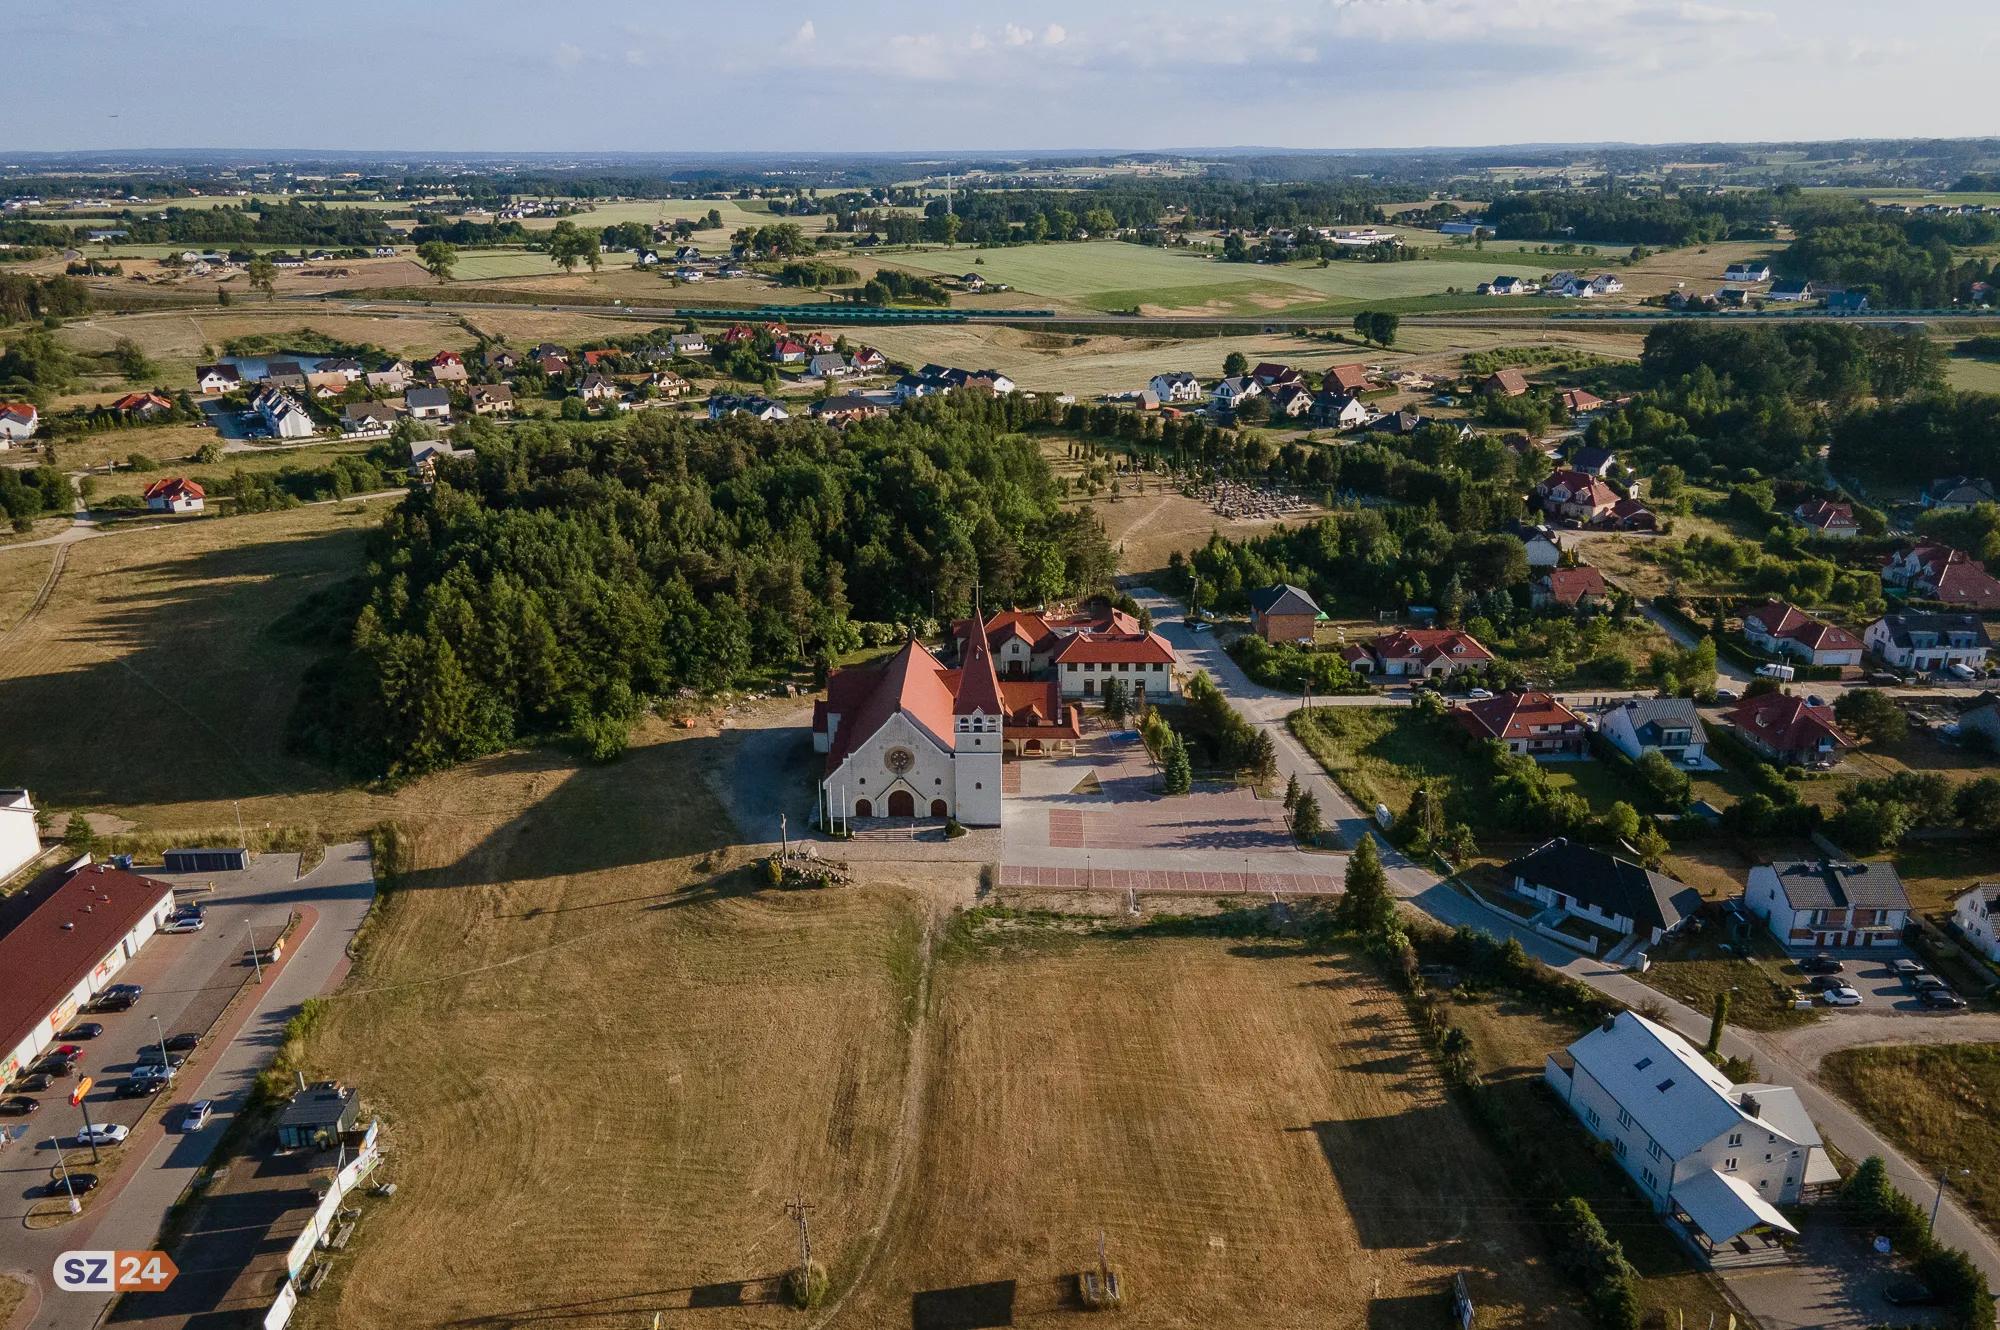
1552 1197 1642 1330
1228 635 1371 695
1842 1154 1994 1330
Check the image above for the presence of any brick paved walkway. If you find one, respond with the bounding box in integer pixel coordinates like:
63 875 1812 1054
999 864 1341 894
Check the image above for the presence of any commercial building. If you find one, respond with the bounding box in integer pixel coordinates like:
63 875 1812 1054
277 1081 364 1150
0 789 38 883
0 862 178 1082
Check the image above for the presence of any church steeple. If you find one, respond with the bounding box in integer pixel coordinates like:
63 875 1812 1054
954 592 1003 718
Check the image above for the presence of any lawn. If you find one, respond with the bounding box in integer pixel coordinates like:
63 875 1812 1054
449 250 571 280
1634 925 1820 1031
1945 355 2000 396
829 918 1585 1330
1820 1044 2000 1236
1449 992 1736 1326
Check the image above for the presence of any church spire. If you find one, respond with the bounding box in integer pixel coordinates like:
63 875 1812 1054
954 590 1003 717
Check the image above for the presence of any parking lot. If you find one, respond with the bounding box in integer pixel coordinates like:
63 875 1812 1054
1792 949 1973 1014
0 854 307 1215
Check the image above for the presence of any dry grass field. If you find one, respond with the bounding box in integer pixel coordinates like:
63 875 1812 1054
0 545 57 637
826 924 1584 1330
1821 1044 2000 1234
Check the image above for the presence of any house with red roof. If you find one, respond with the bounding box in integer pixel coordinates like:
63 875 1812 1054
950 603 1150 682
1535 470 1619 524
1455 690 1587 756
110 392 174 421
1881 542 2000 610
1323 363 1372 395
1724 694 1854 768
1532 566 1609 609
1342 628 1493 678
813 616 1078 825
0 403 38 444
1052 629 1177 701
1249 362 1302 389
1791 499 1859 539
720 325 756 346
141 477 205 514
428 350 468 383
1481 368 1530 398
1739 601 1863 668
772 339 810 365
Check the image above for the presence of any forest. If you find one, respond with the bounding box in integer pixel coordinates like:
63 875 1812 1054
73 202 393 247
286 394 1115 780
1482 190 1780 246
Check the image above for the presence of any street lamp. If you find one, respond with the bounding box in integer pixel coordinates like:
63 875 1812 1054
245 918 263 984
1930 1167 1971 1236
150 1014 171 1078
49 1136 79 1213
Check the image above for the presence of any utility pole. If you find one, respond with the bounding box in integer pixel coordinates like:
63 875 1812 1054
785 1192 816 1286
780 813 788 861
233 799 246 849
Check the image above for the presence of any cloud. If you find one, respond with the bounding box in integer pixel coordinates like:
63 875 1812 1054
1041 23 1067 45
1004 23 1034 45
552 41 582 72
794 20 815 43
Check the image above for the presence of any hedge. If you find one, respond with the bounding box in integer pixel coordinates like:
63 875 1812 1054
1841 1156 1993 1330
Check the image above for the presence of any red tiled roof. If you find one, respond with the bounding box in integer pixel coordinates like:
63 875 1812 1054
1324 364 1371 393
955 612 1004 717
820 640 957 772
1454 690 1583 742
1051 632 1177 665
430 350 462 366
1369 629 1493 667
141 477 204 501
1558 388 1604 412
1725 694 1854 754
1795 500 1857 531
0 865 175 1062
1928 557 2000 609
1486 368 1530 395
1541 567 1608 604
1 403 38 422
1741 601 1860 651
1537 469 1618 509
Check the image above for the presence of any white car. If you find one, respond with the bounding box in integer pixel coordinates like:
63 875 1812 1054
74 1124 129 1146
1467 688 1494 700
179 1100 213 1131
1822 985 1863 1007
161 917 204 933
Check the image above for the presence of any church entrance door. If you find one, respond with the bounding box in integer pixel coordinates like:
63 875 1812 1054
887 790 916 817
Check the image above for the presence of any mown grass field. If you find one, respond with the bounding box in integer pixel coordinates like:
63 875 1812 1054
448 250 573 280
1821 1044 2000 1233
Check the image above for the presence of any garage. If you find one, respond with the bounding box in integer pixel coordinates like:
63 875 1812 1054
164 847 248 873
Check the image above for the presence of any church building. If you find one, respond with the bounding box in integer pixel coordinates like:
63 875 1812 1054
813 616 1081 826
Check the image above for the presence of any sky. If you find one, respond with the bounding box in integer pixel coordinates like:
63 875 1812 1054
5 0 1997 155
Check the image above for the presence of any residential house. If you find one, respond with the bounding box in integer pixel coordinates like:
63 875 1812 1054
1370 409 1428 436
1341 628 1493 678
1149 371 1204 403
1210 377 1260 412
1247 584 1323 644
1880 541 2000 609
372 245 397 258
1922 477 1997 511
1559 389 1607 416
1957 692 2000 751
1951 885 2000 965
1323 363 1373 395
1824 291 1870 314
1482 368 1530 397
195 364 242 395
110 392 173 422
772 340 810 365
482 347 520 373
646 372 690 399
1532 566 1609 609
850 346 887 374
809 354 853 381
1766 280 1813 302
1747 860 1911 950
578 373 621 403
708 394 789 422
1484 276 1527 295
366 361 412 393
1249 362 1302 390
1611 497 1658 530
535 352 569 377
1544 1012 1834 1259
317 357 363 383
960 272 985 292
810 395 890 426
1791 499 1860 539
253 387 315 439
1268 383 1314 419
1589 274 1624 295
1863 612 1992 674
429 352 468 383
1722 262 1772 283
1535 469 1620 524
264 361 308 391
669 332 708 357
582 350 624 370
305 371 349 399
1310 391 1369 430
1521 526 1563 568
1454 690 1587 755
1052 630 1178 701
468 383 514 416
1505 839 1702 946
1740 601 1864 667
140 477 204 514
1724 694 1854 768
404 386 452 421
407 438 469 483
341 402 397 438
1601 698 1705 766
529 342 570 364
1567 444 1617 477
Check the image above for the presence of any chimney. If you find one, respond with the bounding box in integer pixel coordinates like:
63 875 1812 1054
1741 1093 1761 1119
1601 1014 1617 1034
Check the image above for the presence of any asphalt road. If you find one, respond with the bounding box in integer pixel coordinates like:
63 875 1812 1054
0 844 375 1330
1134 587 2000 1311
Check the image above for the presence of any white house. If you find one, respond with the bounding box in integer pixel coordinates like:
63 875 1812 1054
254 387 316 439
1310 391 1370 429
195 364 242 395
366 362 413 393
0 788 39 884
0 403 37 443
1521 528 1564 568
809 354 853 380
1722 263 1772 284
141 477 205 514
1545 1012 1836 1261
1601 698 1706 766
1590 273 1625 295
404 386 453 421
1952 885 2000 965
1505 838 1702 947
1149 371 1204 404
1746 860 1911 950
1740 601 1863 668
1863 612 1992 674
1210 377 1260 411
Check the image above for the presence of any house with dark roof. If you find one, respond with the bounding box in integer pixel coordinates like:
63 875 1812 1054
1863 611 1991 674
1601 698 1704 765
1249 362 1301 389
1504 838 1702 946
1747 860 1909 949
1791 499 1860 539
1740 602 1863 668
1248 584 1323 644
1532 566 1608 610
1310 391 1369 430
1454 690 1586 755
1567 444 1617 477
1922 476 1997 511
1723 694 1854 768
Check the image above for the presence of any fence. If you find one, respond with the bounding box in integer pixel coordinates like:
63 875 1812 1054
262 1282 297 1330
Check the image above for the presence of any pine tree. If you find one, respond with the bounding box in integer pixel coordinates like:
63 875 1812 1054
1293 790 1322 844
1250 728 1277 782
1284 772 1300 810
1338 833 1393 933
1162 736 1193 795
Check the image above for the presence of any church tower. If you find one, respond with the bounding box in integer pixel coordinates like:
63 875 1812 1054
952 605 1005 826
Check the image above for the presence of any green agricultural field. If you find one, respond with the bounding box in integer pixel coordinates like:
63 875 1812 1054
449 250 570 279
1947 355 2000 395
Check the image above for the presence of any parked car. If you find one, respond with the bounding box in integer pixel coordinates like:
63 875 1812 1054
46 1173 98 1197
135 1049 185 1070
60 1024 103 1041
73 1124 128 1147
1890 958 1923 980
1913 975 1952 995
33 1057 76 1078
161 917 203 934
129 1063 175 1085
14 1074 52 1093
116 1078 160 1099
1822 985 1863 1006
1799 954 1844 974
1806 695 1827 707
1716 688 1739 701
1467 687 1495 700
1884 1280 1939 1307
163 1033 200 1053
0 1097 39 1116
1918 988 1969 1011
88 993 135 1013
46 1045 80 1062
101 984 141 999
179 1101 213 1131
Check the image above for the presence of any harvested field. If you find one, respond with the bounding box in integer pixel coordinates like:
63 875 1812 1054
828 922 1583 1329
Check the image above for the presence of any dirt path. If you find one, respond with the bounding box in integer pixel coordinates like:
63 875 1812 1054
0 543 67 654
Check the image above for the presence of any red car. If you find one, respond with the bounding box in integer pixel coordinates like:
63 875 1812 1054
47 1045 81 1061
